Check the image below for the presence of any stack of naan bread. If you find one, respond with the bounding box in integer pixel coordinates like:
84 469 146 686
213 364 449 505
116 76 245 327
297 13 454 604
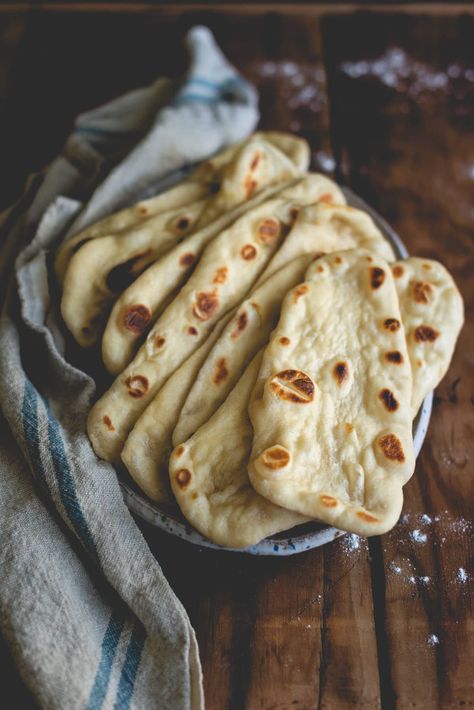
56 132 464 548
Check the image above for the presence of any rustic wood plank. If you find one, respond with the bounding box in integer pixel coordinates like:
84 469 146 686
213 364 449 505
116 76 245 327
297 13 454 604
324 11 474 708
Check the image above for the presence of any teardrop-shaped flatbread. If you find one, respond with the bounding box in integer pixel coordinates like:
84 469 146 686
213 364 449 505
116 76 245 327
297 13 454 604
174 202 397 444
61 135 306 347
88 178 331 463
169 353 308 548
55 131 309 284
174 255 313 445
391 257 464 414
248 249 415 537
102 173 344 375
121 309 236 503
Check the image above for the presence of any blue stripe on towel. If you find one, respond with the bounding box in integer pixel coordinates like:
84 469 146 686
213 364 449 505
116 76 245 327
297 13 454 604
21 379 47 488
41 394 97 556
114 619 146 710
87 611 126 710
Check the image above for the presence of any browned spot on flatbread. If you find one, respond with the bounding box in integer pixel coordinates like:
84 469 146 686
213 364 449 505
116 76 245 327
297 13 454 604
250 152 261 171
188 326 198 336
334 256 342 264
123 304 151 334
155 335 165 348
316 265 324 273
392 265 404 279
320 495 338 508
357 511 380 523
261 446 290 470
415 325 440 342
175 445 184 458
366 255 373 262
231 311 248 339
175 469 192 489
293 284 309 303
333 362 349 385
370 267 386 290
379 433 405 462
270 370 314 404
138 206 148 216
385 350 403 364
422 263 432 270
319 193 333 203
213 266 228 284
193 291 219 321
103 415 115 431
244 175 257 198
383 318 401 332
256 218 281 245
413 281 433 304
345 422 354 434
241 244 257 260
125 375 149 398
379 389 399 412
279 336 290 346
179 252 195 268
213 357 229 386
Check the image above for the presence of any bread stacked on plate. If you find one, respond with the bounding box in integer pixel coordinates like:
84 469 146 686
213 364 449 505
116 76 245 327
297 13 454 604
57 132 464 548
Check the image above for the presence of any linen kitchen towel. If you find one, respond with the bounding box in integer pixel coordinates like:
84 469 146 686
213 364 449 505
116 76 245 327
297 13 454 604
0 26 258 709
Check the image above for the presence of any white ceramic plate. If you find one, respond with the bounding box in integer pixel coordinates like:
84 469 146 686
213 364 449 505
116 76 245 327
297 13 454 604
120 187 433 555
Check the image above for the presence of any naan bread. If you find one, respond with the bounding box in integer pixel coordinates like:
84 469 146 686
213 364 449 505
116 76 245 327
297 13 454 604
169 353 308 548
101 182 287 374
174 255 313 445
55 131 309 284
62 135 306 348
121 309 236 504
391 257 464 414
102 174 345 374
248 249 415 537
61 198 208 347
255 202 395 287
88 178 327 463
54 180 209 285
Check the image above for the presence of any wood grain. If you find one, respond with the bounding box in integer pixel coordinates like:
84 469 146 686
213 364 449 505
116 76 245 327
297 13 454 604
324 10 474 707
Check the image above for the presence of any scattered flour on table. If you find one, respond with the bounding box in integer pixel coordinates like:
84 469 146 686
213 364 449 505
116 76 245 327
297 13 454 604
427 634 440 647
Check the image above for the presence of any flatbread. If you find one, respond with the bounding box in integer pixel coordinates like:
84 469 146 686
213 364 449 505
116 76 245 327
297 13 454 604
174 255 313 445
61 198 208 347
54 131 309 283
88 178 329 463
169 353 308 548
101 182 288 374
102 173 345 374
54 180 209 284
121 309 236 504
248 249 415 537
62 135 305 348
255 202 395 288
391 257 464 414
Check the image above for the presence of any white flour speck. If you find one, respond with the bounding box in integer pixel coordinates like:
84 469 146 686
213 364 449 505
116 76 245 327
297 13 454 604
420 576 431 586
410 529 427 544
427 634 439 647
421 514 432 524
457 568 469 583
389 562 402 574
408 575 417 584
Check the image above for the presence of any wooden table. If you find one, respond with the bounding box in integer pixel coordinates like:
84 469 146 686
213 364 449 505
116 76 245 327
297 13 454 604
1 4 472 708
